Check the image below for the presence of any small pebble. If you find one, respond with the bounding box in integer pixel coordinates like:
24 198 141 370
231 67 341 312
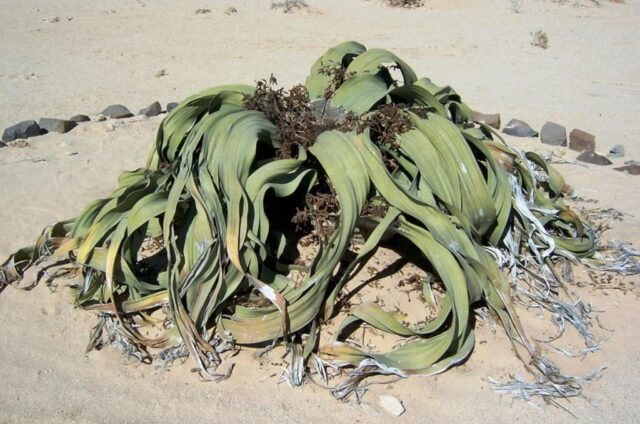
69 114 91 123
576 151 611 166
166 102 179 112
471 110 501 130
540 121 567 147
502 119 538 137
138 101 162 117
2 120 42 143
569 129 596 152
38 118 77 134
608 144 625 159
614 164 640 175
379 395 405 417
100 104 133 119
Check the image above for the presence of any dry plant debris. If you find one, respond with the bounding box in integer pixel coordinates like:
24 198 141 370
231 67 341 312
531 30 550 49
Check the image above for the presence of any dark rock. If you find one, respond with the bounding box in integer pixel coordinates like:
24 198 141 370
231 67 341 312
614 164 640 175
69 114 91 122
569 129 595 152
38 118 77 134
100 104 133 119
502 119 538 137
576 151 612 166
166 102 179 112
138 101 162 117
2 120 41 143
608 144 625 159
540 121 567 146
195 8 211 14
471 110 501 129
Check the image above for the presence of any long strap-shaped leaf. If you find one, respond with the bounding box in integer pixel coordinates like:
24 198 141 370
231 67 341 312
221 131 369 343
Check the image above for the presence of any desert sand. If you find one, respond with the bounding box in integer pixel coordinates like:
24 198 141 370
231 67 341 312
1 0 639 423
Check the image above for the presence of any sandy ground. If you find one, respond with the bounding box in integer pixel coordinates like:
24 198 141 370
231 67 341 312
1 0 639 422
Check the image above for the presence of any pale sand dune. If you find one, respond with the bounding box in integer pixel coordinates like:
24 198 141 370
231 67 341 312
1 1 639 423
